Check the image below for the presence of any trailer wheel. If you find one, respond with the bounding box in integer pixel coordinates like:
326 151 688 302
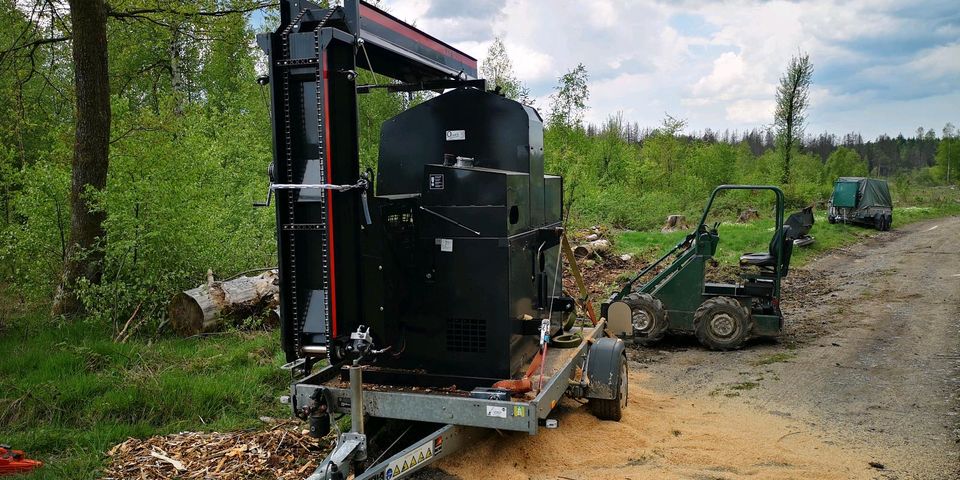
827 215 836 224
694 296 751 350
590 354 627 421
882 214 892 231
623 292 668 345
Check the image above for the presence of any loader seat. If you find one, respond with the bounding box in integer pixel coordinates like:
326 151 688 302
739 226 791 270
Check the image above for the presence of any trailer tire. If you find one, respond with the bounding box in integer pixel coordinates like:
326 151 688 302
623 292 668 345
827 215 836 224
694 296 751 350
590 353 627 421
882 214 892 231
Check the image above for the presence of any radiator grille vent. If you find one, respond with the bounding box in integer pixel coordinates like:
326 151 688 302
446 318 487 353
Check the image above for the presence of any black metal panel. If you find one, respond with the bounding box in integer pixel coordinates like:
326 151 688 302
377 88 542 198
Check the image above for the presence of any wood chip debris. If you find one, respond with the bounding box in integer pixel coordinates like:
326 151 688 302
103 420 332 479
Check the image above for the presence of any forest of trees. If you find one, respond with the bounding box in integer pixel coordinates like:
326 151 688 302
1 1 957 328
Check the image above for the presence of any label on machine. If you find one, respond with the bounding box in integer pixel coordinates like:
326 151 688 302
428 173 444 190
439 238 453 252
445 129 466 141
485 405 507 418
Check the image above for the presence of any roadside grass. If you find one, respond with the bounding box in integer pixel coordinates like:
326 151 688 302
616 199 960 269
0 313 289 479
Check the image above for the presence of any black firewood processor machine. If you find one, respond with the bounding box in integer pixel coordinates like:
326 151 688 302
256 2 627 479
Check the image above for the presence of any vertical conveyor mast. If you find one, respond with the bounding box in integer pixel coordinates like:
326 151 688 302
257 0 480 364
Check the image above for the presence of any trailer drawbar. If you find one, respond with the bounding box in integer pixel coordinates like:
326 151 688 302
256 1 627 478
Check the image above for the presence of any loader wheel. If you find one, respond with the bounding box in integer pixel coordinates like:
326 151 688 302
694 296 751 350
590 354 627 421
623 292 668 346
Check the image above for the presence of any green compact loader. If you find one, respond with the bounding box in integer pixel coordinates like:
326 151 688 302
603 185 812 350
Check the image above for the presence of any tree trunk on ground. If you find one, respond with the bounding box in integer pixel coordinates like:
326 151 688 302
574 239 611 257
168 270 280 335
52 0 111 317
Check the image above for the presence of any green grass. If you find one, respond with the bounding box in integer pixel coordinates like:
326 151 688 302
616 202 960 269
752 352 796 366
0 314 289 479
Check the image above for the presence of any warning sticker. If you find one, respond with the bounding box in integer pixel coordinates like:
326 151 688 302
445 129 466 141
383 438 435 480
486 405 507 418
513 405 526 417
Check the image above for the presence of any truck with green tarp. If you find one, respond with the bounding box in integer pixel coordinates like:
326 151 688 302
827 177 893 230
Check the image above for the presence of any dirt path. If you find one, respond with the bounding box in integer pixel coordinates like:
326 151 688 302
427 216 960 480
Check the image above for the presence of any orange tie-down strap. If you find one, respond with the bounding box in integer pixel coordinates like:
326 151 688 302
492 232 600 395
561 233 598 326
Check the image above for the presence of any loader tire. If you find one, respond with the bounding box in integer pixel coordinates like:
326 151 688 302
623 292 668 346
694 296 751 351
590 354 628 421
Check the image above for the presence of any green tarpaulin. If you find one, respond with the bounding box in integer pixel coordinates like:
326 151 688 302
834 177 892 210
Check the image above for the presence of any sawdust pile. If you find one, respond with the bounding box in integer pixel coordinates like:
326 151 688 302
437 373 872 480
103 420 329 479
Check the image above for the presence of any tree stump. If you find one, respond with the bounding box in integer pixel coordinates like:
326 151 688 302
738 208 760 223
662 214 688 232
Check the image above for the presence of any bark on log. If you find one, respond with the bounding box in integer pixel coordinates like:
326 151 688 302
169 270 279 335
574 239 611 257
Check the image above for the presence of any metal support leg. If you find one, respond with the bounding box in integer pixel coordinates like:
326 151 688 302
308 361 368 480
350 360 365 437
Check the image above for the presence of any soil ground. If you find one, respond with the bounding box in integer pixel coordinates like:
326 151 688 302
422 216 960 480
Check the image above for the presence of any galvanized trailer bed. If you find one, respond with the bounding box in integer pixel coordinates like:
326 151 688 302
290 321 627 480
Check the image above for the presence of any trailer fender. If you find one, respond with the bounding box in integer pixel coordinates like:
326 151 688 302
584 337 626 400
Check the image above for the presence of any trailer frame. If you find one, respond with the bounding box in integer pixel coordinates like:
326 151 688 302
292 321 625 479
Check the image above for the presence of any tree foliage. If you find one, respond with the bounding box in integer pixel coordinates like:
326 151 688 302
548 63 588 129
480 37 529 103
774 52 813 184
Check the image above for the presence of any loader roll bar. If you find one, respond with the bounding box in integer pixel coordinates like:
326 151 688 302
614 185 786 301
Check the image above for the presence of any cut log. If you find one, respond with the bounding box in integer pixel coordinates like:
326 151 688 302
574 239 611 257
169 270 279 336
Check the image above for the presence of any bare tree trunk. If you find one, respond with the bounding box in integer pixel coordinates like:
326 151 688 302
53 0 111 317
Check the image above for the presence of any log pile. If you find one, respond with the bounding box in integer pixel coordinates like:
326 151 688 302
103 420 330 479
168 270 279 336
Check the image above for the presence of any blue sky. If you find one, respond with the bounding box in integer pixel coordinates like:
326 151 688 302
369 0 959 139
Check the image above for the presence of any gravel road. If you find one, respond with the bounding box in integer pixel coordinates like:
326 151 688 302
635 215 960 479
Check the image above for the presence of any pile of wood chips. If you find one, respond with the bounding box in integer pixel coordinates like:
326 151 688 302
103 420 331 479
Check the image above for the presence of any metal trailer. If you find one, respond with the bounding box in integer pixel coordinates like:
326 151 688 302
255 2 629 479
289 321 626 480
827 177 893 231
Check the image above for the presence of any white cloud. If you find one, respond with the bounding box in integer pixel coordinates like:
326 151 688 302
379 0 960 137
